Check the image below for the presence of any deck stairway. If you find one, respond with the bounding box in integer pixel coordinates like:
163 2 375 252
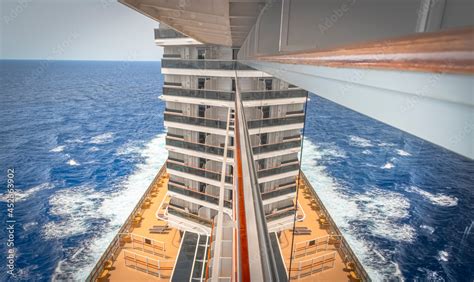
171 231 209 282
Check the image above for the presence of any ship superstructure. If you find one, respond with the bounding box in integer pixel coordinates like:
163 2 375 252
88 0 473 281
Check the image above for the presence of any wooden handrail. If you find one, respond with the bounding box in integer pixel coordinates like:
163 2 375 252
234 93 251 281
258 27 474 74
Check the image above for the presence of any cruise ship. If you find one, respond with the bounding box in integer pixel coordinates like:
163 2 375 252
88 1 473 281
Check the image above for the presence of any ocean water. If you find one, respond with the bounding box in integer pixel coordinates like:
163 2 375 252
302 95 474 281
0 60 473 281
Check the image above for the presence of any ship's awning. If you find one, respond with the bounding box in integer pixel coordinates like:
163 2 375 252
119 0 266 47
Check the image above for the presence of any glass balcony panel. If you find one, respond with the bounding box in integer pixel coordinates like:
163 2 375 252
166 138 234 158
167 204 213 227
261 185 297 201
166 161 233 184
163 87 235 101
168 182 232 209
164 112 229 130
161 59 255 70
266 207 296 222
247 115 305 129
241 89 307 101
252 139 301 155
257 162 300 178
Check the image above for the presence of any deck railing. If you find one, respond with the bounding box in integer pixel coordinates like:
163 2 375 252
300 172 371 282
86 165 166 282
162 58 255 70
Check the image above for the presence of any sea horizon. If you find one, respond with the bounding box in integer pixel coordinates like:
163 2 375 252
0 60 473 281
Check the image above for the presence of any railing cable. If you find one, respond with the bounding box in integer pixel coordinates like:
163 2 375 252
288 90 310 280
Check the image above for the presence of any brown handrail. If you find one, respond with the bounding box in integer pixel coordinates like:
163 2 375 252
86 165 166 282
258 27 474 74
234 99 251 281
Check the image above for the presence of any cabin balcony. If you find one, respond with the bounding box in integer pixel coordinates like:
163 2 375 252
167 180 232 210
252 137 301 160
257 160 300 184
166 159 233 188
165 136 234 164
161 59 270 77
166 201 213 229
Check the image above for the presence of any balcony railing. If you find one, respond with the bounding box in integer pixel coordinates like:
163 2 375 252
163 87 307 103
167 202 213 227
247 115 305 129
165 112 304 131
253 139 301 155
154 28 186 39
261 184 297 201
163 87 235 101
166 137 234 158
166 160 233 184
164 112 229 130
266 206 296 222
168 181 232 209
241 89 307 101
162 59 255 70
258 161 300 179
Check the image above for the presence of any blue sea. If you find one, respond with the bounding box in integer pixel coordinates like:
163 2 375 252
0 60 473 281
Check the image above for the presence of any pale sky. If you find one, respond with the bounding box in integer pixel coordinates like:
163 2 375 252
0 0 163 61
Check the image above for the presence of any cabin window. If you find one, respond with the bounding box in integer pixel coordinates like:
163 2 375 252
198 105 206 117
199 182 206 193
258 106 270 118
198 132 206 144
265 79 272 90
198 78 206 89
232 48 239 60
197 48 206 59
199 158 206 169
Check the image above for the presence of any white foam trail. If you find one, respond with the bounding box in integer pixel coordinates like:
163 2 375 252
67 159 79 166
378 142 397 147
88 146 99 152
115 141 142 156
42 186 103 240
406 186 458 207
50 145 66 152
301 137 413 281
0 183 55 202
89 132 114 144
320 143 347 159
52 133 168 280
65 138 84 144
420 224 435 234
349 135 373 147
396 149 411 156
438 250 449 262
381 162 395 169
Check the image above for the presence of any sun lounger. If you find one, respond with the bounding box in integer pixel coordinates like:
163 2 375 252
294 229 311 235
149 225 169 234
